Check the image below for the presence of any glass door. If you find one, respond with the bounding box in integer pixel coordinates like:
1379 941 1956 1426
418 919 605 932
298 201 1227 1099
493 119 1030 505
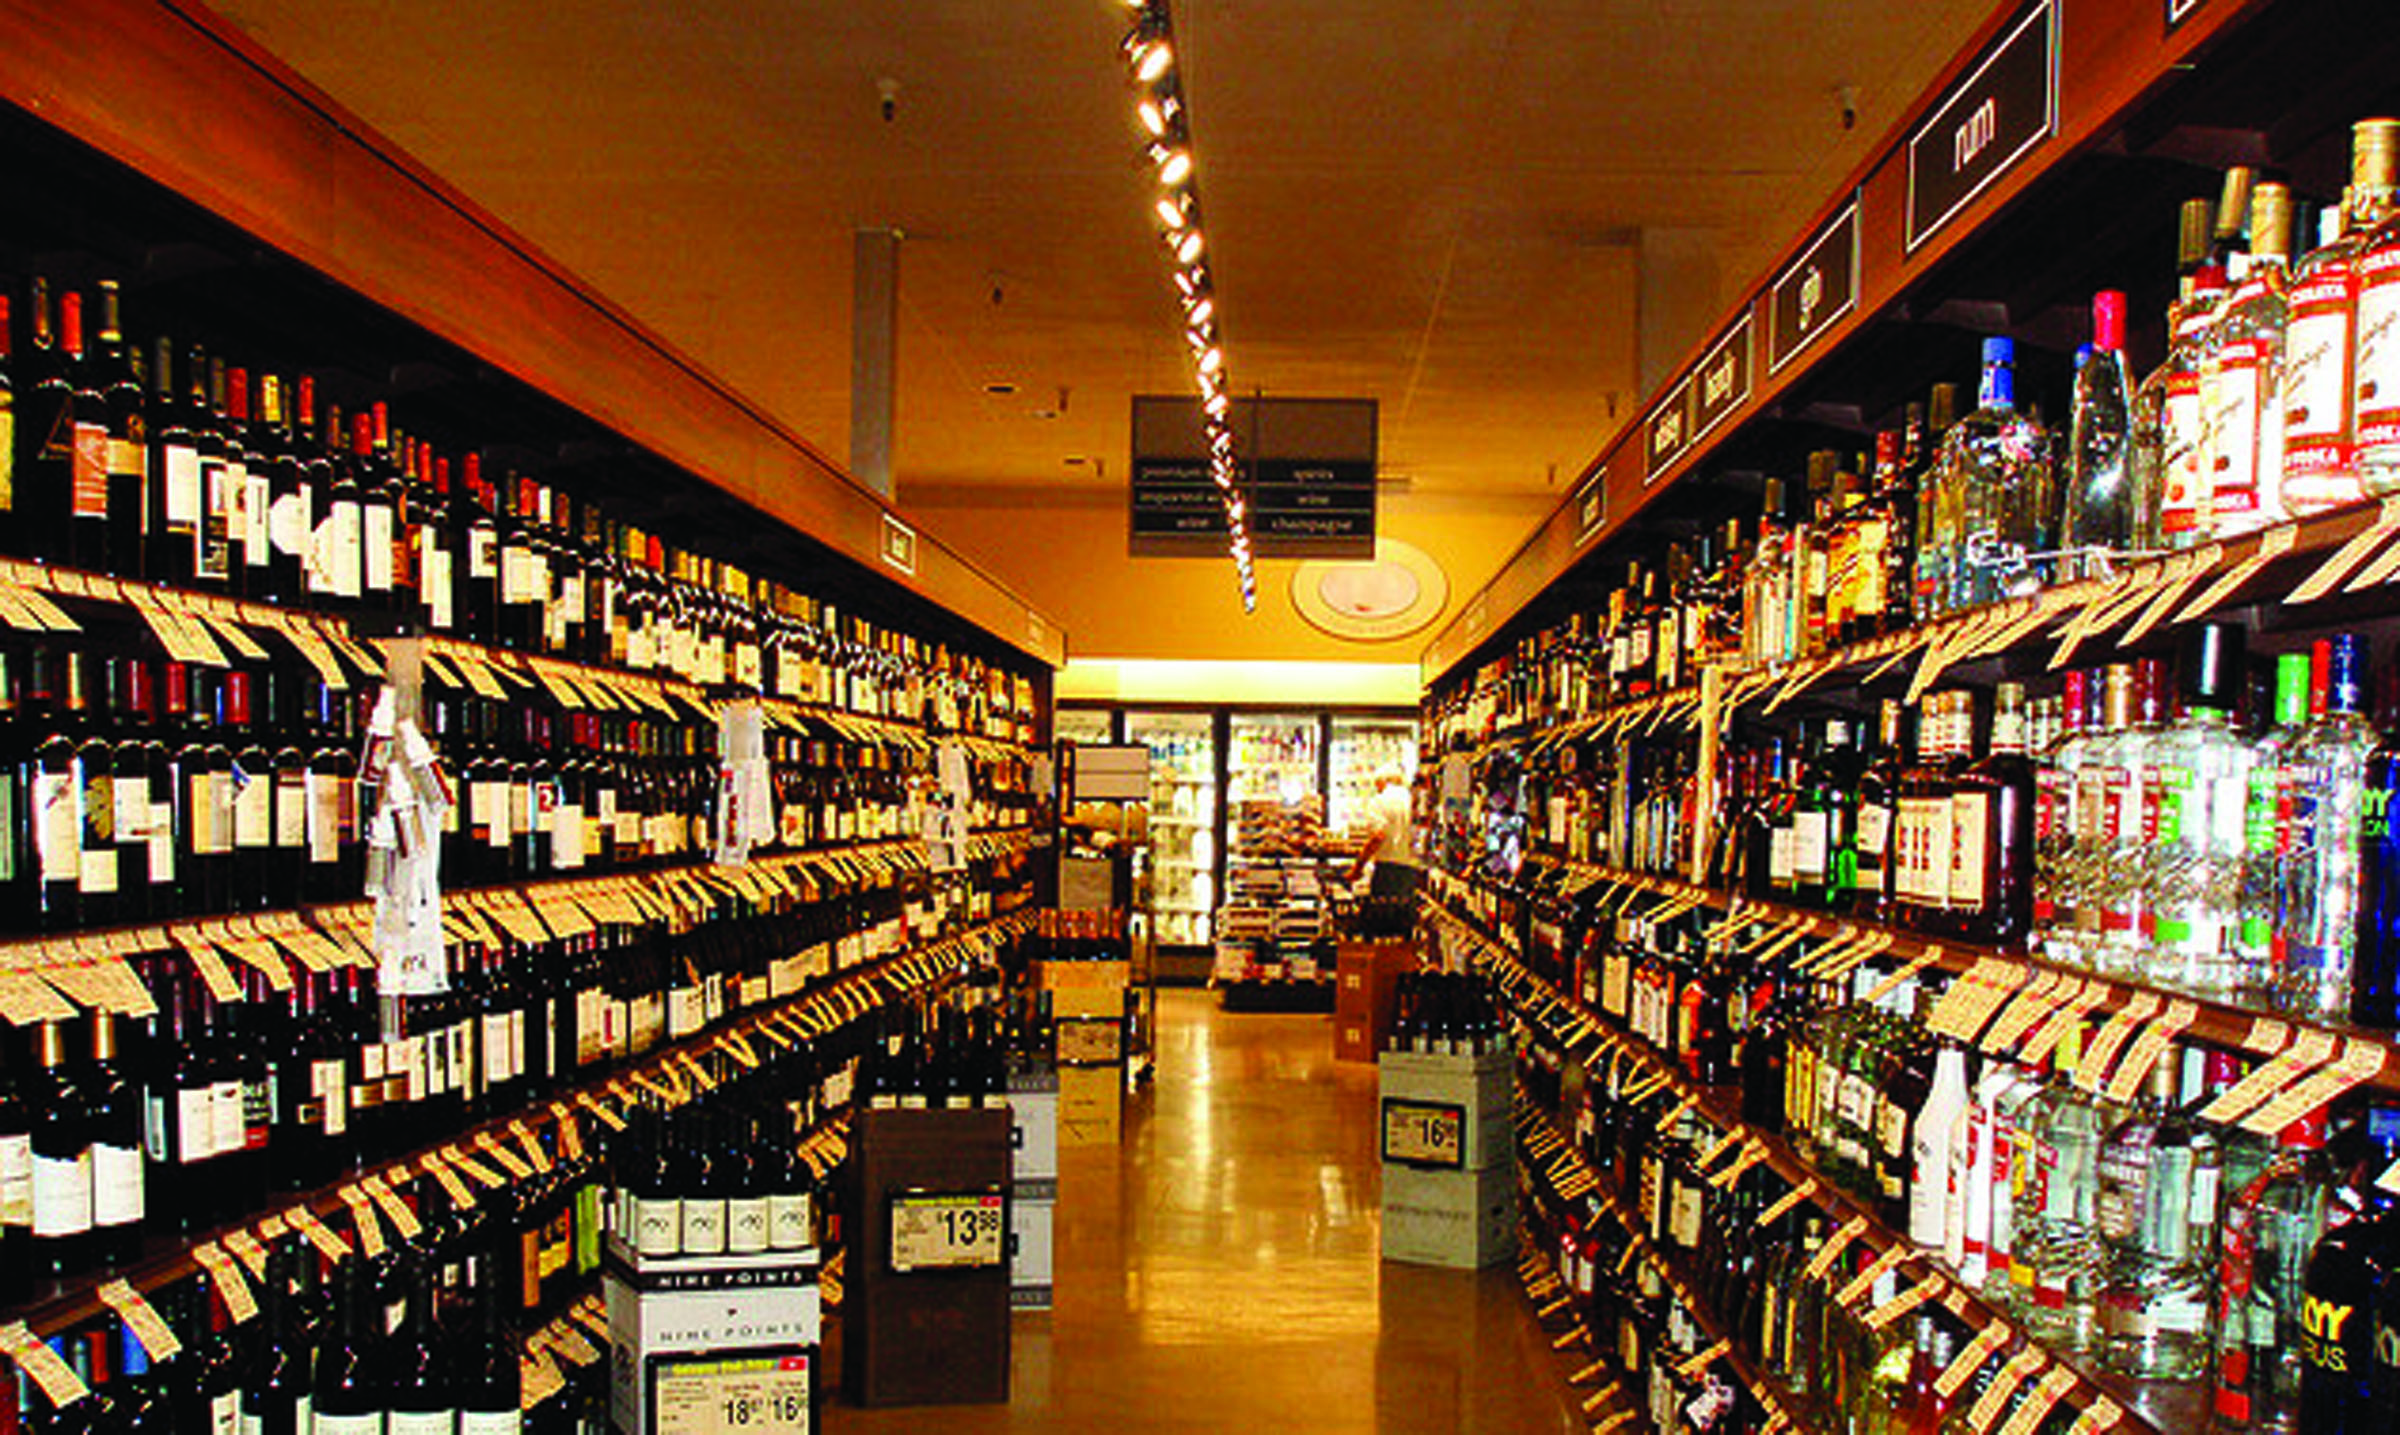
1123 710 1217 947
1329 716 1419 835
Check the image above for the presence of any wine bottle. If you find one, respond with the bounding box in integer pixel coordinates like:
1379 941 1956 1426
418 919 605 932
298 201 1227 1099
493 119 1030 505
240 1244 311 1435
454 1264 520 1435
29 1018 92 1277
383 1253 450 1435
92 282 147 579
227 671 272 911
146 340 197 586
0 1030 30 1300
310 1259 386 1435
83 1012 142 1264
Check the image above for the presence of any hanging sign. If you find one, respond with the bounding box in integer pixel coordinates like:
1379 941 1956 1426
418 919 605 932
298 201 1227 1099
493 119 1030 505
1770 202 1860 374
1906 1 2058 252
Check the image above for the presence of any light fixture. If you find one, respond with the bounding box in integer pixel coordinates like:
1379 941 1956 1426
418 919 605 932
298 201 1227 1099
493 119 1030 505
1122 0 1253 610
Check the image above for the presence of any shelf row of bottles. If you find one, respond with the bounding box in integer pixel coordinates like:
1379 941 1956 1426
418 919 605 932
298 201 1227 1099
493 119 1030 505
1433 872 2400 1434
1427 118 2400 755
0 275 1041 744
0 619 1043 938
0 838 1038 1305
1460 619 2400 1036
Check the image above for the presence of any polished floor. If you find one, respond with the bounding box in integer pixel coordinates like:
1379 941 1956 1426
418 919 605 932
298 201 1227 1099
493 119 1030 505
829 990 1583 1434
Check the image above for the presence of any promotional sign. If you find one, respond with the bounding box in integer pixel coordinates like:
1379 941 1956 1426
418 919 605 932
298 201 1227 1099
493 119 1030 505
1380 1097 1467 1169
887 1190 1008 1273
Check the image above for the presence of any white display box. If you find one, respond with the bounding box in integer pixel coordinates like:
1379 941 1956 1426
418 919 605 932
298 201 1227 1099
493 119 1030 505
1008 1071 1060 1184
605 1244 821 1435
1380 1162 1514 1269
1010 1195 1055 1311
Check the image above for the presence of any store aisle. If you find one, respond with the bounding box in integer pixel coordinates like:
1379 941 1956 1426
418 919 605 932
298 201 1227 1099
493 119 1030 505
829 990 1582 1435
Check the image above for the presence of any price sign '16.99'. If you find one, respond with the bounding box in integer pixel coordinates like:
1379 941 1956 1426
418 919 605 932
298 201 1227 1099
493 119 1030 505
888 1190 1008 1273
653 1354 812 1435
1381 1098 1466 1169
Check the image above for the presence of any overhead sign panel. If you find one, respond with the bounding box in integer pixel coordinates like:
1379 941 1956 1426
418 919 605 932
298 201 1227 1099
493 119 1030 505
1130 396 1378 559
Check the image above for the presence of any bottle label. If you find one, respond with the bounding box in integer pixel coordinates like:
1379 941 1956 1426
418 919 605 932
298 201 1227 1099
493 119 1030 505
1791 810 1829 885
200 770 236 855
91 1139 142 1226
209 1390 238 1435
0 1134 29 1226
680 1197 728 1255
460 1412 521 1435
233 764 272 848
2201 337 2270 532
2163 373 2205 535
768 1192 812 1250
389 1411 451 1435
313 1058 348 1137
144 796 174 883
270 488 310 558
71 420 109 519
424 542 454 630
36 771 78 883
164 443 202 527
2355 245 2400 459
1949 791 1991 910
211 1077 244 1160
469 525 498 581
634 1195 681 1257
482 1013 513 1086
727 1197 771 1254
2283 262 2358 487
31 1148 92 1237
309 772 345 865
311 1412 381 1435
243 470 272 566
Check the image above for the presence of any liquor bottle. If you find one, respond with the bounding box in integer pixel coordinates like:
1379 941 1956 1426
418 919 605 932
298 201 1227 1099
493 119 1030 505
2093 1046 2218 1379
1942 337 2056 608
1894 694 1958 934
305 682 359 904
312 405 363 612
173 665 232 917
83 1012 142 1264
2361 667 2400 1027
30 651 81 933
146 341 197 586
219 369 266 600
226 672 272 911
2352 118 2400 490
2212 1108 2340 1432
197 358 237 590
17 279 71 561
2198 182 2295 535
2140 200 2227 548
2286 124 2396 508
310 1258 386 1435
62 654 118 930
91 282 147 577
1908 1034 1967 1253
2149 624 2255 997
2237 652 2314 1006
2090 662 2164 979
1742 479 1788 666
1852 699 1904 920
2281 634 2374 1020
2295 1108 2400 1431
53 288 118 571
1911 386 1960 618
2012 1023 2109 1357
384 1253 450 1435
28 1019 90 1277
1950 683 2036 949
111 661 156 927
2061 291 2138 577
0 1034 28 1302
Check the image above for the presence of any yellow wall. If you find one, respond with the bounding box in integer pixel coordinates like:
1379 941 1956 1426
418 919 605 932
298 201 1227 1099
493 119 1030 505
899 482 1557 670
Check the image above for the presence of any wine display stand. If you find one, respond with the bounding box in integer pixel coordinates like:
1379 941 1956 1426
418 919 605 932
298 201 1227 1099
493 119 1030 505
1430 894 2150 1435
840 1106 1014 1408
8 904 1039 1341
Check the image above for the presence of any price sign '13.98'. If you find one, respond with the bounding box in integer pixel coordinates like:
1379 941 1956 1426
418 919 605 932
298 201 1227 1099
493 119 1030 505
888 1190 1007 1273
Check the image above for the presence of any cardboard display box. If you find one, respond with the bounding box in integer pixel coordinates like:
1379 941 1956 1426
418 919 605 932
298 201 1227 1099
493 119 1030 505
1375 1046 1513 1174
1379 1161 1514 1269
1333 940 1418 1062
604 1245 822 1435
1010 1192 1056 1311
1058 1064 1123 1146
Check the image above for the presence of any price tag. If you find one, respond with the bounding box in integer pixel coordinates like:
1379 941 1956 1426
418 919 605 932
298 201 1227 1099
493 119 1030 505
1382 1098 1467 1169
2290 495 2400 601
520 1348 567 1411
1865 1273 1949 1331
2073 991 2162 1093
1801 1215 1871 1281
1592 1410 1640 1435
1820 930 1896 980
446 1145 508 1189
2199 1027 2336 1126
1706 1141 1768 1190
1967 1347 2049 1435
1927 961 1999 1039
1758 1179 1819 1226
190 1243 259 1323
339 1187 388 1259
2067 1396 2125 1435
1673 1338 1732 1380
2178 523 2297 622
546 1324 602 1368
420 1151 476 1208
510 1120 555 1174
288 1204 353 1262
363 1175 423 1240
1998 1365 2080 1435
97 1280 183 1361
0 1322 89 1409
1653 1095 1699 1133
475 1131 534 1181
2101 999 2199 1104
1979 970 2068 1053
2017 979 2107 1068
2239 1037 2389 1136
1864 946 1944 1006
222 1228 271 1280
1934 1320 2012 1401
888 1190 1006 1273
1835 1242 1912 1308
0 966 77 1026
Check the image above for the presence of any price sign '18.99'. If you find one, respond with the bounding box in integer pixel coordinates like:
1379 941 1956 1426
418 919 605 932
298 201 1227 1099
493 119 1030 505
888 1190 1008 1273
1381 1098 1466 1169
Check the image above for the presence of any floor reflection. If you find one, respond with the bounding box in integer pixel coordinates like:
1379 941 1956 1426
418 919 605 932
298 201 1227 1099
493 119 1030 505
828 989 1582 1434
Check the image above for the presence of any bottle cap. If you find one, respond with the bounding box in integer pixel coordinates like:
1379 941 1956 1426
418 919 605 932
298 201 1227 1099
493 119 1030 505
1981 336 2014 367
2327 632 2367 715
2092 290 2127 352
2256 654 2304 733
2179 622 2244 712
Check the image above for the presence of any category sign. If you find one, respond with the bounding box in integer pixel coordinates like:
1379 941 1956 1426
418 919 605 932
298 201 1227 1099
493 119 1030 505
1691 315 1754 442
1906 1 2057 252
1770 202 1859 374
1643 376 1695 487
1130 396 1378 559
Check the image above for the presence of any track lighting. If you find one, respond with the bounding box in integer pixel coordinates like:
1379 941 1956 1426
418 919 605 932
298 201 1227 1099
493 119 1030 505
1123 0 1251 610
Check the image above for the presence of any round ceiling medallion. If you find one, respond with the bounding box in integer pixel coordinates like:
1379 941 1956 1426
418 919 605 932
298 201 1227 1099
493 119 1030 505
1289 538 1450 641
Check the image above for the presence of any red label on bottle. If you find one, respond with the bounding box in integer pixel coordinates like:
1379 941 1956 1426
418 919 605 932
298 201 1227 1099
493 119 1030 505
71 421 108 519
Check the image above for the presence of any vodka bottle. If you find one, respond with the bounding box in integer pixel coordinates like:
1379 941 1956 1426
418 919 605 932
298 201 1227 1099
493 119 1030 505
2149 622 2256 998
2061 290 2139 577
2279 634 2375 1020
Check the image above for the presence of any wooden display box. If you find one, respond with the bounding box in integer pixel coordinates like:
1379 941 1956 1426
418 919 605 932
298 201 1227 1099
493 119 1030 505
841 1108 1014 1408
1333 940 1419 1063
1058 1064 1124 1146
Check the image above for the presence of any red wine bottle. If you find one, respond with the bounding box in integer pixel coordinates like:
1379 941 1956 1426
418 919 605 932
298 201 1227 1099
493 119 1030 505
309 1258 385 1435
83 1012 142 1264
28 1017 92 1277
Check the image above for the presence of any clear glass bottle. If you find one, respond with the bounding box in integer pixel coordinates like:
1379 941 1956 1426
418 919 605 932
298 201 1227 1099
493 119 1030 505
2236 652 2313 1006
2062 290 2139 577
2211 1108 2339 1434
2149 622 2256 998
2013 1022 2111 1359
2201 182 2295 536
2138 198 2227 548
2039 670 2099 966
1941 337 2056 609
2088 662 2157 978
2279 633 2375 1020
2283 122 2397 509
2094 1046 2219 1381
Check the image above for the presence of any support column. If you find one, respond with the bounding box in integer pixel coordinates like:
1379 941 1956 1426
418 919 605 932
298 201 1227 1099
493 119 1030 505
852 227 902 498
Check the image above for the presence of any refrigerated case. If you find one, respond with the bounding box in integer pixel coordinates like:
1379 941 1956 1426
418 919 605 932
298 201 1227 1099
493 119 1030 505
1122 712 1218 948
1329 716 1420 837
1226 712 1325 860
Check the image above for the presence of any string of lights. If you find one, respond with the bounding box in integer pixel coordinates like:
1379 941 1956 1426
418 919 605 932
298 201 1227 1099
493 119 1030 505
1122 0 1256 612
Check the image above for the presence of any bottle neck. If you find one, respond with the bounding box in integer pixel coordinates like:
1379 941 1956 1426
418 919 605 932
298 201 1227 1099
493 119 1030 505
1978 360 2015 412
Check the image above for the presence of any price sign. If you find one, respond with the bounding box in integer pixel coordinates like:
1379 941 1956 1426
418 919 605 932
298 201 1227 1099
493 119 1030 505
1381 1098 1467 1169
887 1189 1007 1274
1055 1016 1123 1067
650 1352 812 1435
